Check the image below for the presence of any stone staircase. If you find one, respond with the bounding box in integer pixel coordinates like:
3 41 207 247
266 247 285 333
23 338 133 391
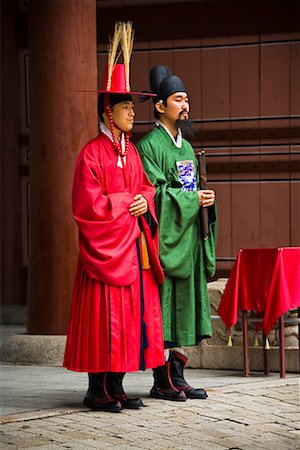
184 279 299 373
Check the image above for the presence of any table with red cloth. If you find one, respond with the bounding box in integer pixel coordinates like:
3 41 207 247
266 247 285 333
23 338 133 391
218 247 300 376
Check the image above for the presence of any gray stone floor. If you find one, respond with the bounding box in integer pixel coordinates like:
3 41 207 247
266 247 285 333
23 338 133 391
0 326 299 449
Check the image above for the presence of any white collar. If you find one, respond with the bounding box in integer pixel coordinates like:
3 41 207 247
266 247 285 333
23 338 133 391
100 122 126 167
100 122 126 152
155 120 182 148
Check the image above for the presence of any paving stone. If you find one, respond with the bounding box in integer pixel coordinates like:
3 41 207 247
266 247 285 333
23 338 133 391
1 364 299 449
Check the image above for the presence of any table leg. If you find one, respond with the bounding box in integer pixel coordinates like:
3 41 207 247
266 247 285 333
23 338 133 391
242 310 249 376
263 332 269 375
278 315 286 378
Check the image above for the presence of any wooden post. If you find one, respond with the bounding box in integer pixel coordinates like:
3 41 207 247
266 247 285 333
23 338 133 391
263 332 269 375
27 0 97 334
278 315 286 378
1 0 23 309
242 310 249 376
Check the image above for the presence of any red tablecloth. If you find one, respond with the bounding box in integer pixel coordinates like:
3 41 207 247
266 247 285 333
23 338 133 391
218 247 300 336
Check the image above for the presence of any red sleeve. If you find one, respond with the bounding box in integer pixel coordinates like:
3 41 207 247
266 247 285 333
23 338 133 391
72 148 140 287
139 171 164 285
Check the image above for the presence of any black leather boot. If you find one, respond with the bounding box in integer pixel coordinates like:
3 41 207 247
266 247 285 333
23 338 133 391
106 372 144 409
150 362 186 401
169 351 208 399
83 373 122 412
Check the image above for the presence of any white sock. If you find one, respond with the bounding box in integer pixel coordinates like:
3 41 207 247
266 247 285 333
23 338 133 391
164 349 170 361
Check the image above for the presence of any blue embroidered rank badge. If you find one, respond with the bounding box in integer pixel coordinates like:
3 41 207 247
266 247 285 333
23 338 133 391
176 160 197 192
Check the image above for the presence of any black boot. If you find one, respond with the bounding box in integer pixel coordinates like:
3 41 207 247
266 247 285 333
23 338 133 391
150 362 186 401
169 351 208 399
106 372 144 409
83 373 122 412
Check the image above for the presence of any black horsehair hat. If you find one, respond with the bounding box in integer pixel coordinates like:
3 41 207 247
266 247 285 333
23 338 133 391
140 65 187 103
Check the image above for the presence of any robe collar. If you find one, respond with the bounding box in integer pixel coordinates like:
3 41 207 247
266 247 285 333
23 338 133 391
155 120 182 148
100 122 126 166
100 122 126 152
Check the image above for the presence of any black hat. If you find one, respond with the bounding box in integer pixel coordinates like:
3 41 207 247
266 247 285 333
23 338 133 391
140 65 186 103
98 93 133 119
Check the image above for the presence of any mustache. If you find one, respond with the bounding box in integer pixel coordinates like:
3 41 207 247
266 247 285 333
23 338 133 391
178 109 189 119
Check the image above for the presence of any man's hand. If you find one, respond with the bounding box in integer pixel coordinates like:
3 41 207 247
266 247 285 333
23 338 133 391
197 189 215 207
129 194 148 217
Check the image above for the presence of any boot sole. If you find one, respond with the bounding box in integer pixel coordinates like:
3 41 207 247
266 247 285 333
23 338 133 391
113 397 145 410
83 397 122 412
185 394 207 399
121 403 144 409
150 392 186 402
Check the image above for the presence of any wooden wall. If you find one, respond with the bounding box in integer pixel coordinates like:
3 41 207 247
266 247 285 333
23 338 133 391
98 33 300 276
2 1 299 310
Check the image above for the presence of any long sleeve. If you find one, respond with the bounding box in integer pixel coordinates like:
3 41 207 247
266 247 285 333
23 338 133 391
73 145 141 287
137 137 198 278
137 128 217 279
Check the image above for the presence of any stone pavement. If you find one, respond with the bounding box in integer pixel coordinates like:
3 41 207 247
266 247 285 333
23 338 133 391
1 325 300 449
0 362 299 450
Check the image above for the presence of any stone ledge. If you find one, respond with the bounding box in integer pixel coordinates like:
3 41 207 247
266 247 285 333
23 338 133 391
0 305 27 325
0 334 66 366
1 279 298 373
1 334 299 373
182 343 299 373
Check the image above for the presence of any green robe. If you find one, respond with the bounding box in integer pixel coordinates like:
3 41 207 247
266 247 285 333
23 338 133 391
137 124 217 347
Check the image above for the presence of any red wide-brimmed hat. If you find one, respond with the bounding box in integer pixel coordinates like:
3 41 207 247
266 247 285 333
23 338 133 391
98 63 155 97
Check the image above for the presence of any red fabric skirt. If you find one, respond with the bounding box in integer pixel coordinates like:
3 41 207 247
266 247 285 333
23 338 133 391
63 261 165 373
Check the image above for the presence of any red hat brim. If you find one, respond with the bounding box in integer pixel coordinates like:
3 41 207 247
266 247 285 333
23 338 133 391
76 89 156 97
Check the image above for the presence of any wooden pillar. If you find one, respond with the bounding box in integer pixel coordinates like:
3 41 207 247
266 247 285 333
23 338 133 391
242 311 249 376
27 0 97 334
1 1 22 309
278 315 286 378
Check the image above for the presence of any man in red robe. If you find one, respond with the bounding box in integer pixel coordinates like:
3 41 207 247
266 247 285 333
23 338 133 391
64 23 165 412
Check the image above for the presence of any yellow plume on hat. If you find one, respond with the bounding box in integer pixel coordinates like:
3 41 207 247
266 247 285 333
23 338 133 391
106 21 134 92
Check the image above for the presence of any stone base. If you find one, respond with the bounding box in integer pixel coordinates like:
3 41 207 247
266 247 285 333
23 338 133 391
181 343 299 373
0 305 26 325
0 334 66 366
1 334 299 373
1 278 299 372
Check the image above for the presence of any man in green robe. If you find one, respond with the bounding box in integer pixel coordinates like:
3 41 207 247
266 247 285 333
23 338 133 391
137 65 217 401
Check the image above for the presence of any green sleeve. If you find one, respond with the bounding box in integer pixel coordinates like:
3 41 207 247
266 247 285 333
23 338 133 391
137 138 202 279
203 204 218 279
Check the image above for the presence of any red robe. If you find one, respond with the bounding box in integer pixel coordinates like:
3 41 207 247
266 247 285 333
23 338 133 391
63 132 165 373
